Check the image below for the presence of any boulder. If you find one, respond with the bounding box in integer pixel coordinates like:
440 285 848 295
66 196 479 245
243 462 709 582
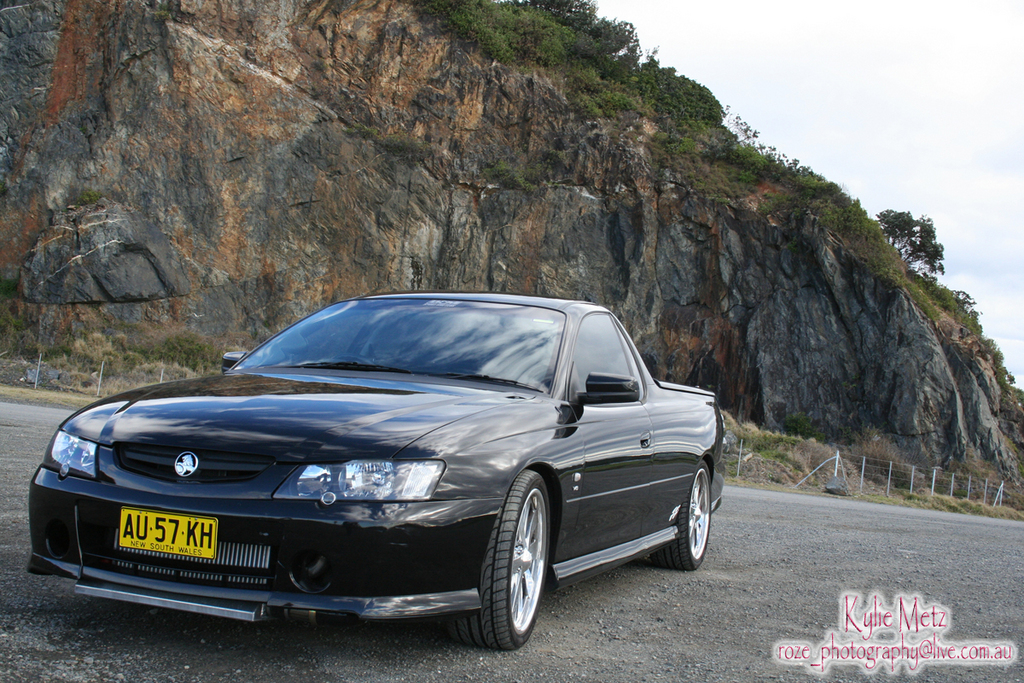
825 476 849 496
22 202 190 305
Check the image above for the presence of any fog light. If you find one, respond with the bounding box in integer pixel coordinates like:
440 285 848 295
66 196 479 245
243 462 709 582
291 551 331 593
45 520 71 558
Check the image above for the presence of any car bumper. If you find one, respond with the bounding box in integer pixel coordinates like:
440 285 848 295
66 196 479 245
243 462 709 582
27 467 501 621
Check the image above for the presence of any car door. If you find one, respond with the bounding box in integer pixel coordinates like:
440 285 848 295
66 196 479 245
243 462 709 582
562 313 654 558
640 388 714 537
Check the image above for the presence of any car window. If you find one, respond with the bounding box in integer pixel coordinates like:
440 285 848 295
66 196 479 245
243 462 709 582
569 313 636 396
236 299 566 392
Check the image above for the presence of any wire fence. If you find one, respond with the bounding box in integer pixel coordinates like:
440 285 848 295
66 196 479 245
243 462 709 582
724 444 1013 508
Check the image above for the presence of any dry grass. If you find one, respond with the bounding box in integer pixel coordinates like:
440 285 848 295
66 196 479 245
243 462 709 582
859 490 1024 522
721 410 1023 519
1 320 246 404
0 384 94 409
50 358 208 396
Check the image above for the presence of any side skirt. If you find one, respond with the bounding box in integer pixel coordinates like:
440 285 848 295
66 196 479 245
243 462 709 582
549 527 678 590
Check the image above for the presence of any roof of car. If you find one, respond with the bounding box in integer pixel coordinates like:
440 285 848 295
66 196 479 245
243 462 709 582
360 291 600 312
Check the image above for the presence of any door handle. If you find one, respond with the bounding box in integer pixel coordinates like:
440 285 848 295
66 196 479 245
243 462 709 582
640 432 652 449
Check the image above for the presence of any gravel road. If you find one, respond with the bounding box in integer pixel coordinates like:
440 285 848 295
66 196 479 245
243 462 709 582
1 401 1021 682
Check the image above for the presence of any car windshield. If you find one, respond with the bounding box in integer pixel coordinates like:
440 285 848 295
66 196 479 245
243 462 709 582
235 298 567 393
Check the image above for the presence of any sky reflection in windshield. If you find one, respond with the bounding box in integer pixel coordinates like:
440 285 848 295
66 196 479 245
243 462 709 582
237 299 566 392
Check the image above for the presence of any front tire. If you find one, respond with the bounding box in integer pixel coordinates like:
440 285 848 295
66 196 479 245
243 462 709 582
650 462 711 571
447 469 549 650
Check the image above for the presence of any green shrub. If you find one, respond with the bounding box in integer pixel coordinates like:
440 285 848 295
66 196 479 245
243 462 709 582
483 160 536 191
143 334 221 373
650 132 696 157
0 278 17 300
419 0 573 65
416 0 723 128
633 57 722 126
348 123 381 140
910 274 981 334
347 125 432 162
380 134 432 162
818 201 905 288
76 190 103 205
783 412 825 441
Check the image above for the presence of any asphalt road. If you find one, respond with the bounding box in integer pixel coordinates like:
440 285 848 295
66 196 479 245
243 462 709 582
1 401 1022 682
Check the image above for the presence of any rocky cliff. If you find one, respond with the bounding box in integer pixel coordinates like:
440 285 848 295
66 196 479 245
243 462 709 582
1 0 1020 475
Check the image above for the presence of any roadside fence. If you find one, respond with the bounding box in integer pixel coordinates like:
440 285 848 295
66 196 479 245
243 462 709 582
724 441 1010 507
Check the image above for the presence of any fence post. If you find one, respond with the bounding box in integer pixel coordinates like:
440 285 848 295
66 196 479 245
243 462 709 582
96 360 105 397
931 468 937 495
950 472 955 497
967 475 972 501
160 367 165 383
909 466 915 494
736 439 743 477
994 482 1004 507
983 479 988 505
886 461 892 497
34 353 42 389
860 456 866 493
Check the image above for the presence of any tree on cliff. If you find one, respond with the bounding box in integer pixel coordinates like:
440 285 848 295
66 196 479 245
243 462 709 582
877 209 945 275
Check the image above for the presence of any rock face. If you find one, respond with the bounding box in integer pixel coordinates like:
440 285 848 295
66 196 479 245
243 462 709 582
0 0 1020 475
23 201 190 304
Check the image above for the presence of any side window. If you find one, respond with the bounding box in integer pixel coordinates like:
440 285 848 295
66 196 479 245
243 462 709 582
570 314 636 396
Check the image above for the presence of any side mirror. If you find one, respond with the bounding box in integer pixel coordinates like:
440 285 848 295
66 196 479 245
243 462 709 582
221 351 247 373
579 373 639 405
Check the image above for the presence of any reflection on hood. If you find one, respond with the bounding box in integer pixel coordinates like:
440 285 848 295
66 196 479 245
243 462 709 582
62 371 520 461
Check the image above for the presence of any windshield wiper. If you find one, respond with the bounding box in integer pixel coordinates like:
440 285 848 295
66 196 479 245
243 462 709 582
285 361 412 374
435 373 541 392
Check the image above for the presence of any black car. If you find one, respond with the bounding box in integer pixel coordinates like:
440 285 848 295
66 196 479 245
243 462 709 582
28 292 723 649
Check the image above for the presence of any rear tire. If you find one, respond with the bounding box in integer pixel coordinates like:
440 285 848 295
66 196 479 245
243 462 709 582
650 462 711 571
447 469 549 650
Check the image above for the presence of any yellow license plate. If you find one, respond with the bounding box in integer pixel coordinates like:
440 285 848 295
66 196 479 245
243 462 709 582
118 507 218 560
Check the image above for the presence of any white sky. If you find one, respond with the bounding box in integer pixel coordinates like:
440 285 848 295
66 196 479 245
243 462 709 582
596 0 1024 388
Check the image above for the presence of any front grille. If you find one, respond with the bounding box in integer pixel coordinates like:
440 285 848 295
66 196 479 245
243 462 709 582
118 443 274 481
106 558 272 589
82 535 276 591
120 540 272 570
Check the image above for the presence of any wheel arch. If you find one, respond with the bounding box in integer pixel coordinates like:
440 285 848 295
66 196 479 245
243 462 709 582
701 449 723 511
522 463 563 584
702 451 716 477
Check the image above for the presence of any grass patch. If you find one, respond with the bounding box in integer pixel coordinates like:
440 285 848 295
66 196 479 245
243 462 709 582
0 384 96 409
857 490 1024 522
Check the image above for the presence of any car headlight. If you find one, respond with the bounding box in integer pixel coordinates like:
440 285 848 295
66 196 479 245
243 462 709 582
44 431 98 479
274 460 446 503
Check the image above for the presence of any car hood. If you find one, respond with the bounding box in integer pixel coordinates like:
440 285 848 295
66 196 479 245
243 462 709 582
61 371 526 461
